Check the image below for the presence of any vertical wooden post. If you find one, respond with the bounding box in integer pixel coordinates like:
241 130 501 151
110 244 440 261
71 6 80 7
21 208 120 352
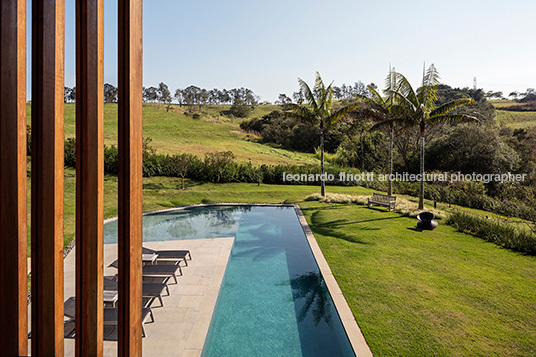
0 1 28 355
75 0 104 356
118 0 143 355
31 0 65 355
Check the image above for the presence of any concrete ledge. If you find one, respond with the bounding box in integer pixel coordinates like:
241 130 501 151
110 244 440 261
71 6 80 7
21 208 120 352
293 204 374 357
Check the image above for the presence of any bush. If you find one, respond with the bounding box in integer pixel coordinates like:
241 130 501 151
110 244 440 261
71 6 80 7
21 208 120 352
446 211 536 255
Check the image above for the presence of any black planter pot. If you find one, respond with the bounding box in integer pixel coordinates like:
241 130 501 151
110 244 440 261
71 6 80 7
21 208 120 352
417 212 438 230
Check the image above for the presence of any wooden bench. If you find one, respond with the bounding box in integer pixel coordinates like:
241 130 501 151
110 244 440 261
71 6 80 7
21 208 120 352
367 192 397 211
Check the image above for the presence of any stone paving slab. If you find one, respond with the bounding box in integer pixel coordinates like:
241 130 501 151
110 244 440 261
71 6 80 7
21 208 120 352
57 237 234 357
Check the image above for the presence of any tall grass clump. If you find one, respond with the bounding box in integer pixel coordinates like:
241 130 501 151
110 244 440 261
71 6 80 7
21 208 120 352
446 211 536 255
305 193 446 219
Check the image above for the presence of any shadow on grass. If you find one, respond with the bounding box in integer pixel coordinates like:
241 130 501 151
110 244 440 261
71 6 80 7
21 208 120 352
143 182 165 190
309 211 369 245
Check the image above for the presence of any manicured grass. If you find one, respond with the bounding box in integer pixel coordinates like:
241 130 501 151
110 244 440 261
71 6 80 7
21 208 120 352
299 201 536 356
28 103 316 165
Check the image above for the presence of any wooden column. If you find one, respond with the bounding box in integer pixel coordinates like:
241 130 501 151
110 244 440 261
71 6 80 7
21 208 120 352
31 0 65 355
0 1 28 355
75 0 104 356
118 0 143 355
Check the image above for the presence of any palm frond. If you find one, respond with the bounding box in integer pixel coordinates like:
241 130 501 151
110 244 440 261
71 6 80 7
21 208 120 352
418 64 440 111
298 77 318 113
430 98 475 117
371 117 407 130
390 89 418 114
325 103 357 128
428 113 480 125
368 86 388 107
388 73 417 105
285 103 317 125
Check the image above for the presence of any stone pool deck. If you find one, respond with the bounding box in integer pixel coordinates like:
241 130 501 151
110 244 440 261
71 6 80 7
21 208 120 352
27 203 373 356
61 237 234 357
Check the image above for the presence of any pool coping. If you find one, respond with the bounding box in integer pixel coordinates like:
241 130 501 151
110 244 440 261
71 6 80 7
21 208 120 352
293 204 373 357
102 203 373 356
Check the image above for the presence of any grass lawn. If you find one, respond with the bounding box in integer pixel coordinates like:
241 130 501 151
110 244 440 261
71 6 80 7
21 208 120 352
27 103 315 165
299 202 536 356
48 170 536 355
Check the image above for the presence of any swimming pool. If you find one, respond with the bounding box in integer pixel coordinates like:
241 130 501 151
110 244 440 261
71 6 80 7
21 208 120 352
104 205 355 356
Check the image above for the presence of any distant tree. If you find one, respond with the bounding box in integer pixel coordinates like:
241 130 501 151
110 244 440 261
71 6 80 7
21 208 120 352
183 85 202 111
332 86 342 100
171 153 196 189
219 89 231 104
143 86 158 102
520 91 536 103
228 98 253 118
243 88 260 107
276 94 292 108
104 83 118 103
157 82 172 111
286 72 356 197
292 90 304 104
64 86 76 103
427 124 520 174
174 89 185 107
509 91 519 100
208 88 221 105
493 91 504 99
352 81 367 97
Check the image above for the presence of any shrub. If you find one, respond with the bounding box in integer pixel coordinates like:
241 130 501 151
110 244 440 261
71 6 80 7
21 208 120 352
446 211 536 255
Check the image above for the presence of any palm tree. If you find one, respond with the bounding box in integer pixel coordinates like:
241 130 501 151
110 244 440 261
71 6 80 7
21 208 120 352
389 64 478 209
287 72 355 196
360 68 402 196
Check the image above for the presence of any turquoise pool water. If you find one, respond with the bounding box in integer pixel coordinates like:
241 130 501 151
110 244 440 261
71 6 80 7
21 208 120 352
104 205 355 356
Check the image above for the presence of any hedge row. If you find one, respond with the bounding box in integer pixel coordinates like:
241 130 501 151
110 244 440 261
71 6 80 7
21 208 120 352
64 138 366 185
63 138 534 221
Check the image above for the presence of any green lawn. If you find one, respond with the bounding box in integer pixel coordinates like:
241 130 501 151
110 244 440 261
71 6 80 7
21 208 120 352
300 202 536 356
27 103 315 165
47 170 536 355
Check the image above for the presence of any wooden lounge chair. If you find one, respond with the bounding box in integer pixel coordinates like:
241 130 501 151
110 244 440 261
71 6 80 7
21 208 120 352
109 259 182 284
63 296 155 337
143 246 192 266
104 276 170 307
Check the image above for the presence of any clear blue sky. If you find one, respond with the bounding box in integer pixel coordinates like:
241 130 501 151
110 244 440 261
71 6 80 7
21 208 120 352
29 0 536 102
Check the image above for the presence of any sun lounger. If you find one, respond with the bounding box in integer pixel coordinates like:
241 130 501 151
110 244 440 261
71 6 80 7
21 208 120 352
104 277 170 307
109 259 182 284
143 247 192 266
63 296 155 337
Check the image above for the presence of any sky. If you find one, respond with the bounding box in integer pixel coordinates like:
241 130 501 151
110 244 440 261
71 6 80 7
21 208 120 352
29 0 536 102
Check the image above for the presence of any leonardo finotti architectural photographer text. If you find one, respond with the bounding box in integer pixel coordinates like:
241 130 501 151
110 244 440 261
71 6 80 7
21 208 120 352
282 172 527 183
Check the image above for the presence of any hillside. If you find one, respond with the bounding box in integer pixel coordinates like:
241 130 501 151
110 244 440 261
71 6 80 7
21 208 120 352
490 100 536 129
27 103 316 165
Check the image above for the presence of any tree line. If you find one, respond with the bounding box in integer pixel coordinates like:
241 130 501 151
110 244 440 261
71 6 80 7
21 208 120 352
63 82 261 112
276 81 378 105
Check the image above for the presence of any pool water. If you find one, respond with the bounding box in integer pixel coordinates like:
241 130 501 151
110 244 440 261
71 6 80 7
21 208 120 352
104 205 355 356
